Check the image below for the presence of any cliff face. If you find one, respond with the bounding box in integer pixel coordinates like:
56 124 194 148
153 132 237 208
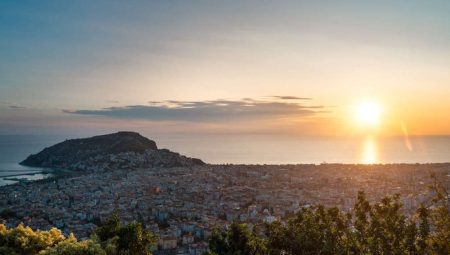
20 132 204 170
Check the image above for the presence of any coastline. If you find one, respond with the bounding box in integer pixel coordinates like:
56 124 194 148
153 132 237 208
0 167 77 187
3 161 450 187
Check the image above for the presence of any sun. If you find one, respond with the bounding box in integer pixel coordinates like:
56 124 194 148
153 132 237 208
355 101 382 127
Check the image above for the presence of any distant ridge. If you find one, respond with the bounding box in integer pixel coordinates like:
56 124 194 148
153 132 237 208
21 131 204 170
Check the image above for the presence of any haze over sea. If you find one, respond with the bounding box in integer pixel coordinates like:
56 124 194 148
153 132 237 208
1 134 449 186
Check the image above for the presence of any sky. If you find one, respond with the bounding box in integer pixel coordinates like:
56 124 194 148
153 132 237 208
1 0 450 137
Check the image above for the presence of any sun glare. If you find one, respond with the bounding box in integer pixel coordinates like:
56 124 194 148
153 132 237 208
355 101 382 127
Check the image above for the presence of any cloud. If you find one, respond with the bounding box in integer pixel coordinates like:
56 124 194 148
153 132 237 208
271 96 312 100
0 101 27 109
64 98 325 122
8 105 26 109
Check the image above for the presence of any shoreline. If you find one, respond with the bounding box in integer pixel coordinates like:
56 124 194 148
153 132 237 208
2 161 450 187
0 167 77 187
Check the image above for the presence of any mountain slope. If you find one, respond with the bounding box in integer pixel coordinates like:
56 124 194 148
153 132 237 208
20 131 204 170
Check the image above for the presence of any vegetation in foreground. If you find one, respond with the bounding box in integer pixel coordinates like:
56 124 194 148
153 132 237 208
0 213 157 255
208 191 449 255
0 183 448 255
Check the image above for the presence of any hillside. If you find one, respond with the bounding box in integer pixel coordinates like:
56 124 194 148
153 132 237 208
20 131 204 170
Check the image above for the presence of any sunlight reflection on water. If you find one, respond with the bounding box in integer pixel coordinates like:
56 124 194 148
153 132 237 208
361 136 377 164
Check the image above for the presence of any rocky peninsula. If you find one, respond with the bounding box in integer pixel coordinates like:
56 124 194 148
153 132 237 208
20 131 204 171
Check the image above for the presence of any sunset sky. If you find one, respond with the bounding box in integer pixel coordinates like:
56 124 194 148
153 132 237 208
1 0 450 136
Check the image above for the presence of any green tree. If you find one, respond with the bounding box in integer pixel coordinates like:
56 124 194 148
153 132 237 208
416 205 429 254
209 222 266 255
266 205 352 255
366 195 410 254
39 234 106 255
94 214 157 255
353 191 371 254
94 213 121 243
427 175 450 254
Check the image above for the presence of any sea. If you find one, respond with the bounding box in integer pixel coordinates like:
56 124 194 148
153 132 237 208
1 134 450 186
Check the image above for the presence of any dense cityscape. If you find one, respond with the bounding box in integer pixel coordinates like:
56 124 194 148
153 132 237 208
1 161 449 254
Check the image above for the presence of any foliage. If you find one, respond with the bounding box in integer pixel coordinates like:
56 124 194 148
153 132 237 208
39 235 106 255
94 213 121 243
427 173 450 254
0 224 66 255
210 190 450 255
94 213 158 255
209 222 267 255
266 205 353 255
0 213 157 255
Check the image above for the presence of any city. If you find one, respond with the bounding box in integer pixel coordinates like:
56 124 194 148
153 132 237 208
1 161 449 254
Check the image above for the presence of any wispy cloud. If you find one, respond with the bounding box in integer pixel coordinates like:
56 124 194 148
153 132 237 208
8 105 26 109
64 98 326 122
271 96 312 100
0 101 27 109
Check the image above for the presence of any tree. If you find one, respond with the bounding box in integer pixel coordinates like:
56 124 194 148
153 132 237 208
39 234 106 255
0 213 158 255
427 173 450 254
366 194 410 254
353 191 371 254
416 205 429 254
116 221 157 255
209 222 267 255
94 213 157 255
214 189 450 255
94 213 121 243
266 205 352 255
0 224 66 255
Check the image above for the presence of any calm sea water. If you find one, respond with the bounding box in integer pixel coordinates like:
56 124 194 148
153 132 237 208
1 134 450 186
0 135 63 186
153 134 450 165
